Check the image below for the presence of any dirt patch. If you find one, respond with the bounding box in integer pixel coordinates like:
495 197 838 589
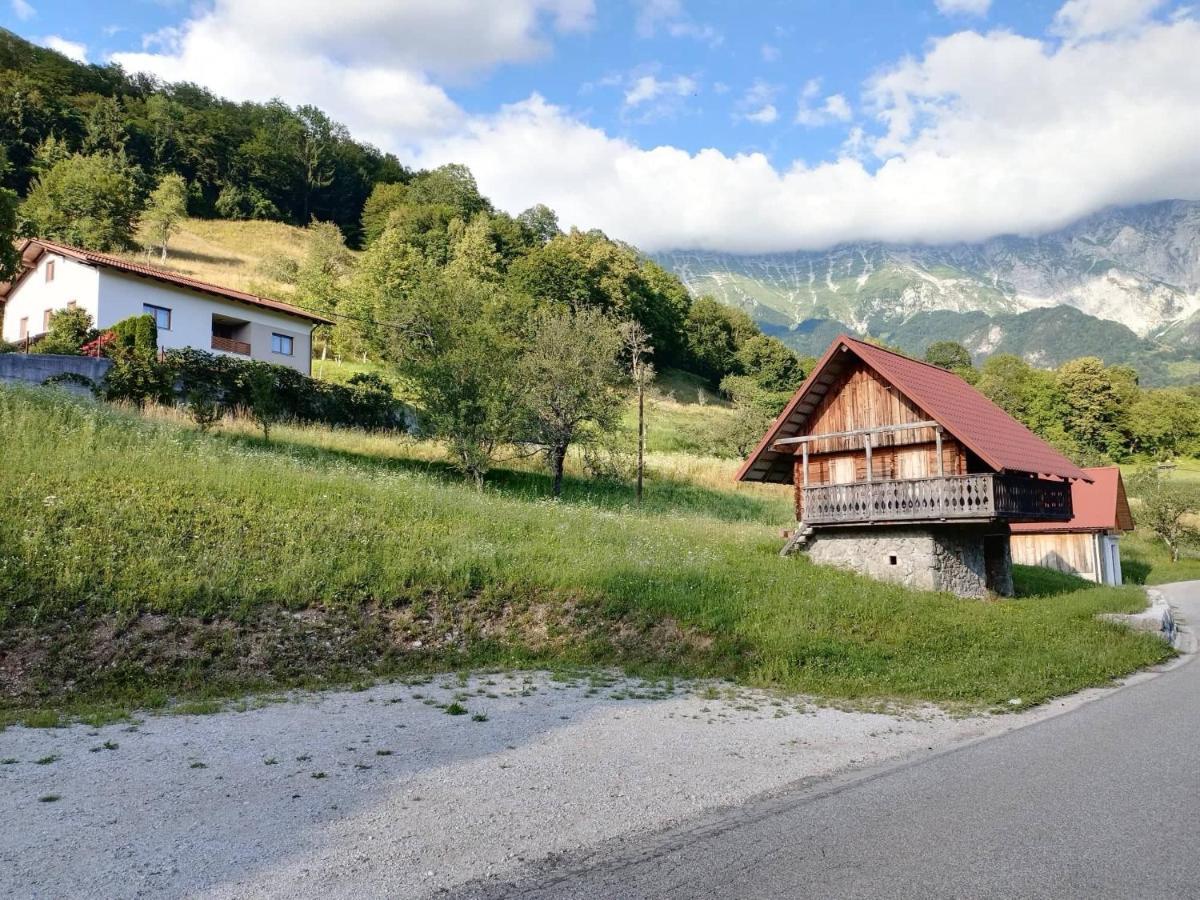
0 594 727 706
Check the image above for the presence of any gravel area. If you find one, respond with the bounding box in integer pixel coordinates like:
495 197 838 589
0 672 1046 899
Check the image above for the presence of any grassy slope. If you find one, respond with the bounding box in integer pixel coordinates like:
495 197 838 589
0 387 1170 723
125 218 314 299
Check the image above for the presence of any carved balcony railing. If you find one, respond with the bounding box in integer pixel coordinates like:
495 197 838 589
801 473 1072 526
212 335 251 356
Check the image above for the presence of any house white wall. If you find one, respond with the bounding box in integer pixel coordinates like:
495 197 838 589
97 270 314 374
2 251 315 375
1 252 100 342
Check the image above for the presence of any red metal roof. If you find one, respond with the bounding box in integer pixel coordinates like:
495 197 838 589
0 238 333 325
1011 467 1133 533
736 335 1092 484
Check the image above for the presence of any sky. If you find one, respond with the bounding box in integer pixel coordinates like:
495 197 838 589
3 0 1200 253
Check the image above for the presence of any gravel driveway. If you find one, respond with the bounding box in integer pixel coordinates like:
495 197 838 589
0 672 1077 898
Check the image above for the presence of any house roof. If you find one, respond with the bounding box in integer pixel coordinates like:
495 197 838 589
0 238 334 325
1011 467 1134 533
736 335 1092 484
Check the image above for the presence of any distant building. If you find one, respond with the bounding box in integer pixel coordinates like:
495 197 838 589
0 238 331 375
1010 467 1133 585
737 335 1089 598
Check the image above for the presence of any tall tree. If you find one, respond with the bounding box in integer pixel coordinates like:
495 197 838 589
143 172 188 261
518 309 626 497
516 203 560 244
20 152 143 250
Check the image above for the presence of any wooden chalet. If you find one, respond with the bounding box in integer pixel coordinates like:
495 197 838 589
737 336 1091 597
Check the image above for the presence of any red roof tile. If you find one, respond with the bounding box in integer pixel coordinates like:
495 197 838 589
737 335 1091 484
0 238 333 325
1011 467 1133 533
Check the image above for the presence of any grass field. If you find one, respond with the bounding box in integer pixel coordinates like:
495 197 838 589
0 385 1172 725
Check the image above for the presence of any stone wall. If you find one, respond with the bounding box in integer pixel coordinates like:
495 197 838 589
0 353 111 387
805 524 1013 598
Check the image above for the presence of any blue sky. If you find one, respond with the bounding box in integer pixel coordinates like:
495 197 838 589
4 0 1199 252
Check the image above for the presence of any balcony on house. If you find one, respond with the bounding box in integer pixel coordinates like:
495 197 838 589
775 417 1074 528
212 314 251 356
800 472 1073 526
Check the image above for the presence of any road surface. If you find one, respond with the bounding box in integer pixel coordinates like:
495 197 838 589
455 582 1198 899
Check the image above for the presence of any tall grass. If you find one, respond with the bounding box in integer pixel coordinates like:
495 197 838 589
0 386 1171 712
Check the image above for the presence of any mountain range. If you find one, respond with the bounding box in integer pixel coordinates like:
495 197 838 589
654 200 1200 383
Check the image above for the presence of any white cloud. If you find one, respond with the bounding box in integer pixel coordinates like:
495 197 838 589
761 43 780 62
10 0 33 21
934 0 992 15
624 74 697 108
795 79 853 126
112 0 1200 254
42 35 87 63
632 0 721 45
111 0 594 145
737 80 779 124
414 15 1200 253
1051 0 1163 38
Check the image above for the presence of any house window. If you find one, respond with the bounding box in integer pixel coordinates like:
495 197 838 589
43 309 52 332
143 303 171 331
45 260 55 283
271 333 294 356
18 317 28 339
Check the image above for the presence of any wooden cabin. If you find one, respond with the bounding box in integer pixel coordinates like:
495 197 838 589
1010 467 1133 585
737 336 1090 597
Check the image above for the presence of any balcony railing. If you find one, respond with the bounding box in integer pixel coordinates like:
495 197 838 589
801 473 1072 526
212 335 251 356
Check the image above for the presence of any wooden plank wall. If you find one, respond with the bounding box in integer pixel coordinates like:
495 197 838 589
792 361 968 494
1011 532 1098 579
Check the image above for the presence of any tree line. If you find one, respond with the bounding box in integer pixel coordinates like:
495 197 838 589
0 28 404 246
922 340 1200 463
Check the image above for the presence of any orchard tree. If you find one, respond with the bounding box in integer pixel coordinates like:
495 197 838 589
143 172 188 261
388 278 523 488
518 309 626 498
1128 468 1200 563
620 320 654 505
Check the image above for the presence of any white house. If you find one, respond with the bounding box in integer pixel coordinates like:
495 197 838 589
0 238 331 375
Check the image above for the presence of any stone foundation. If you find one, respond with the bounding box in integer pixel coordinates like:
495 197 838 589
804 524 1013 598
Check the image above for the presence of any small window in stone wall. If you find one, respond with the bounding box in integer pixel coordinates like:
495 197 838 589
888 555 898 566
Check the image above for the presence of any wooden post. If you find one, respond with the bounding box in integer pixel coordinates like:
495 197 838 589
935 426 945 518
935 427 944 477
801 443 809 487
864 434 873 482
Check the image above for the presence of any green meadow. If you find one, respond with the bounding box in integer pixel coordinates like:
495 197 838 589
0 385 1173 724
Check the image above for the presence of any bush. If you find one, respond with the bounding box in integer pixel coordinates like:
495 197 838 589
39 307 97 355
166 348 404 431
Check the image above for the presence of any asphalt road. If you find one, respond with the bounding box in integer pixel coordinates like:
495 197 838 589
455 582 1199 900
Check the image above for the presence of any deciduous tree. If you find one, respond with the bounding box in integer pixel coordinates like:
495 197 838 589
143 172 188 261
518 309 626 497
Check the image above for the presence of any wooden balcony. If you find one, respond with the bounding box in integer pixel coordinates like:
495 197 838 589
801 473 1072 526
212 335 251 356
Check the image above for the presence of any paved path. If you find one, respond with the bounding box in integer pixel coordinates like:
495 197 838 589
456 582 1199 900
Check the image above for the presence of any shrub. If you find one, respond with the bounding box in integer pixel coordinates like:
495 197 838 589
39 307 97 355
166 348 404 431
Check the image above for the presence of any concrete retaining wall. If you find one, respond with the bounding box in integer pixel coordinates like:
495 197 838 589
0 353 111 387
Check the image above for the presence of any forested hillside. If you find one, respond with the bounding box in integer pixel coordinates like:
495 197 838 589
0 28 404 244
